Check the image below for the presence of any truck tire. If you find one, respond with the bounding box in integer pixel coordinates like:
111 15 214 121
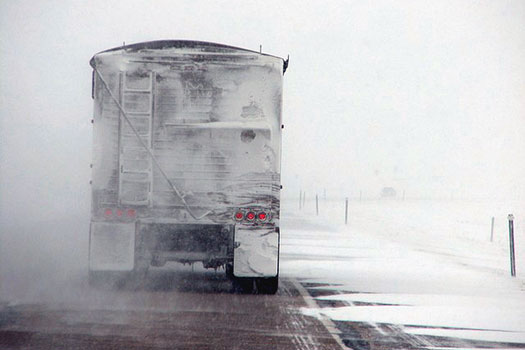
88 271 122 288
225 263 234 279
88 269 148 290
232 277 254 294
255 277 278 294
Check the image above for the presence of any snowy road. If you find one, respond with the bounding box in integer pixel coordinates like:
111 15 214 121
1 199 525 349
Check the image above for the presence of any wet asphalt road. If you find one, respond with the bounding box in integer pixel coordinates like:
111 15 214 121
0 270 341 350
2 270 525 350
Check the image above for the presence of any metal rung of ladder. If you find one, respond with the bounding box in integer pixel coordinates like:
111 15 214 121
118 71 155 206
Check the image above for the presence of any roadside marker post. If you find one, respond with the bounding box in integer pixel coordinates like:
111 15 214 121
345 198 348 225
508 214 516 277
490 217 495 242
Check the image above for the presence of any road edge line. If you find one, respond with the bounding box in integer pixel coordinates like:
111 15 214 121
291 279 349 350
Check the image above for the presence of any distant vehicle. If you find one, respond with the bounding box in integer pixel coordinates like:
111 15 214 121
380 187 397 198
88 40 288 294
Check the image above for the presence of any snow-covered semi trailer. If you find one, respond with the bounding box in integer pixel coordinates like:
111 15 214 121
88 41 287 293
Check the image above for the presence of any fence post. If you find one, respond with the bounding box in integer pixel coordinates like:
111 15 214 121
303 192 306 208
345 197 348 225
299 190 302 210
490 217 495 242
316 194 319 216
508 214 516 277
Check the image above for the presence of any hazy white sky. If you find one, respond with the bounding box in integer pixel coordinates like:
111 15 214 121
1 0 524 223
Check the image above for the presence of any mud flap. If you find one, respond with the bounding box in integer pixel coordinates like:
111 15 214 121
89 222 135 271
233 227 279 277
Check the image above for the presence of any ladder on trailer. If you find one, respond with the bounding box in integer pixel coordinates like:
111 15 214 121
94 68 211 220
118 71 155 206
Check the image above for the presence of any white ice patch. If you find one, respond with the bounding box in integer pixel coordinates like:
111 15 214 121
301 304 525 343
233 227 278 277
89 222 135 271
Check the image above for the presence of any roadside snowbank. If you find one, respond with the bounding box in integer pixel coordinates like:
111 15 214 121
280 198 525 343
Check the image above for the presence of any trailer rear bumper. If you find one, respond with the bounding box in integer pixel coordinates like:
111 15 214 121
89 220 235 272
88 220 280 278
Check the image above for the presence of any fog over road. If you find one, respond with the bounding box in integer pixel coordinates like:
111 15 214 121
2 198 525 350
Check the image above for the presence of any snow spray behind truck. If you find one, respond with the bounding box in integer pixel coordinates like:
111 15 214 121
89 41 287 294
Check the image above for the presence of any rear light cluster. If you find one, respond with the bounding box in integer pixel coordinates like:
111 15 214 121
104 208 136 218
234 210 269 223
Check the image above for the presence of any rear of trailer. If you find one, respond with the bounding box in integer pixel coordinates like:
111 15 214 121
88 41 286 293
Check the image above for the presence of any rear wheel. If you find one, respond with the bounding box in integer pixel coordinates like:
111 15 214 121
88 271 124 288
232 277 254 294
88 268 148 290
89 248 150 289
225 263 234 278
255 277 279 294
231 276 278 294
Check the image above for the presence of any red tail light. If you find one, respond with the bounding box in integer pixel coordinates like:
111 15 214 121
234 209 270 223
103 208 136 219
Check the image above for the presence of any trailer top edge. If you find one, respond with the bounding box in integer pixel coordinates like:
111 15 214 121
90 40 288 72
